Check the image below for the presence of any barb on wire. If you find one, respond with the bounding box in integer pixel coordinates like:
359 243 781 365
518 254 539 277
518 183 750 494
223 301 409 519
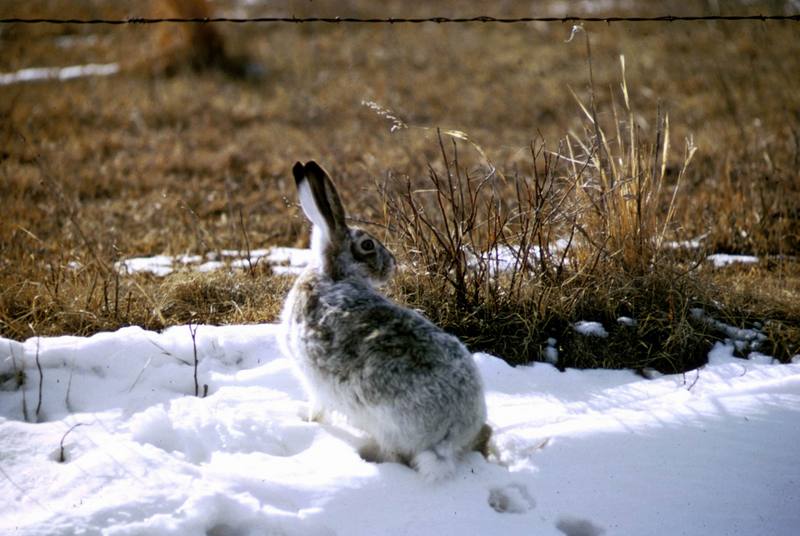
0 14 798 25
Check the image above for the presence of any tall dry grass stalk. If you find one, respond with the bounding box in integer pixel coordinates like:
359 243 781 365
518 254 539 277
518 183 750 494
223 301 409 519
566 55 697 274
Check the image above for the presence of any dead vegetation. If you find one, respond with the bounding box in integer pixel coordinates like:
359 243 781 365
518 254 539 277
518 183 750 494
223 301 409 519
1 0 798 370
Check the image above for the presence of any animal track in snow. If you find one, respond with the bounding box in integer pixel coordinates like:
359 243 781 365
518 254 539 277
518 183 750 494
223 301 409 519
556 516 606 536
488 483 536 514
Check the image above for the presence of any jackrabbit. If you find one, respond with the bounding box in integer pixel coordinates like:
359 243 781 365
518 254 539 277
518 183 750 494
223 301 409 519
280 161 489 481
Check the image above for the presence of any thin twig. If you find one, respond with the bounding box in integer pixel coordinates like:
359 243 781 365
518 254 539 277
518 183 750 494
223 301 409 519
58 423 87 463
34 333 43 420
687 367 703 391
188 321 200 397
238 207 256 277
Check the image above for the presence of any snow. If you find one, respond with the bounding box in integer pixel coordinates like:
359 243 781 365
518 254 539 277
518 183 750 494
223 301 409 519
707 253 759 267
114 247 314 277
468 240 571 275
2 319 799 535
616 316 637 327
544 337 559 365
0 63 119 86
664 234 707 250
116 255 177 277
691 308 768 356
573 320 609 338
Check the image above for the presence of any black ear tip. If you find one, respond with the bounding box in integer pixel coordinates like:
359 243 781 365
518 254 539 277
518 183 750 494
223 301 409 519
292 162 305 184
304 160 323 176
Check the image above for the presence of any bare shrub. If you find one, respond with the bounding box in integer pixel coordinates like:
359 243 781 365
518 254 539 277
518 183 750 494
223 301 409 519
382 60 712 372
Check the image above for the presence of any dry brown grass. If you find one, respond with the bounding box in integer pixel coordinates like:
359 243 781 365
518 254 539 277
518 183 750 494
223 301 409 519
0 258 290 340
382 120 714 371
1 0 799 369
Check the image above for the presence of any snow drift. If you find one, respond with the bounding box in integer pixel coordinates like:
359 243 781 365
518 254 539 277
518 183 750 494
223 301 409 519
2 323 799 535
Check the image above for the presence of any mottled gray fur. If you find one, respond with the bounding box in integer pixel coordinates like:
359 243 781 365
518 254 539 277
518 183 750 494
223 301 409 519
280 161 489 480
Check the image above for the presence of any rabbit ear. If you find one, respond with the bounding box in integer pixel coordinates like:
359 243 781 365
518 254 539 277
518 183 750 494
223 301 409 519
293 161 347 243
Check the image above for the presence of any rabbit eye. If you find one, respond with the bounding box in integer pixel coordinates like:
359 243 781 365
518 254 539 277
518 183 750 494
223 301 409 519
360 238 375 252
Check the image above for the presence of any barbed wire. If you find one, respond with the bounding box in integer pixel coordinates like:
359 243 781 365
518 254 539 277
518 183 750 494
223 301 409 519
0 14 799 25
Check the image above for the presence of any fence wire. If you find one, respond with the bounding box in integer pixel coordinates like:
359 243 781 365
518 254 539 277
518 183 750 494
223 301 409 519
1 14 799 25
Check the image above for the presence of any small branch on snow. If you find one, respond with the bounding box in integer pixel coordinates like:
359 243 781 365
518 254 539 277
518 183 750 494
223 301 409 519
146 338 190 365
127 356 153 393
189 320 200 397
35 335 43 421
238 207 258 277
29 325 44 421
686 367 702 391
65 353 77 414
58 423 86 463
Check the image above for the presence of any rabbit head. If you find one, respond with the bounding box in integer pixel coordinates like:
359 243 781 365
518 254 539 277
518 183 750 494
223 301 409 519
292 161 396 286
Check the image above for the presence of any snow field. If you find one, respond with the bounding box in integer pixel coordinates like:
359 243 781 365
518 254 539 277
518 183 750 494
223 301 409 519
1 323 799 535
0 63 120 86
